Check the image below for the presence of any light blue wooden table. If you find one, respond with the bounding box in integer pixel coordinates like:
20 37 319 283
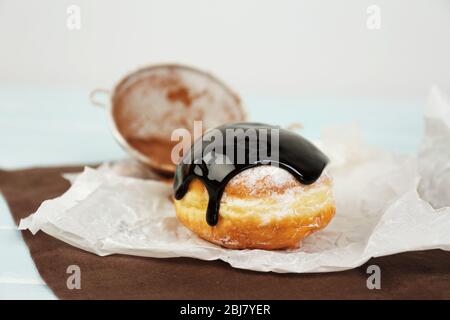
0 86 424 299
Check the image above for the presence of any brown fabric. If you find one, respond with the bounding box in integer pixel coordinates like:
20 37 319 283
0 166 449 300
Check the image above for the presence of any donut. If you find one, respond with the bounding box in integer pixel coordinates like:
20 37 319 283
173 122 335 250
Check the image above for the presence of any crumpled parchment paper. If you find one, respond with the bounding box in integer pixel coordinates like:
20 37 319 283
19 87 450 273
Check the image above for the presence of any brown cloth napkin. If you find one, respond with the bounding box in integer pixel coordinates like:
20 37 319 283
0 166 449 300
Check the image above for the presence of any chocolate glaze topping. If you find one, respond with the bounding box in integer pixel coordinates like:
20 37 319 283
173 123 329 226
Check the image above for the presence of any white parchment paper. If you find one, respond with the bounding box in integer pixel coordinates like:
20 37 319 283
19 87 450 273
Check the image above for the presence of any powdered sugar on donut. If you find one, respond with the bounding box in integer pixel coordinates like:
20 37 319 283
228 165 329 190
229 165 293 188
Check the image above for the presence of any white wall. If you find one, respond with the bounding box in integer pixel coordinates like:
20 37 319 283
1 0 449 97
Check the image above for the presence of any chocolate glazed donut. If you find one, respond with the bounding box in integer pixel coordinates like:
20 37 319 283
173 123 329 226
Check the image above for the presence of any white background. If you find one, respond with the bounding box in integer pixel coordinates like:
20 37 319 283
1 0 449 98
